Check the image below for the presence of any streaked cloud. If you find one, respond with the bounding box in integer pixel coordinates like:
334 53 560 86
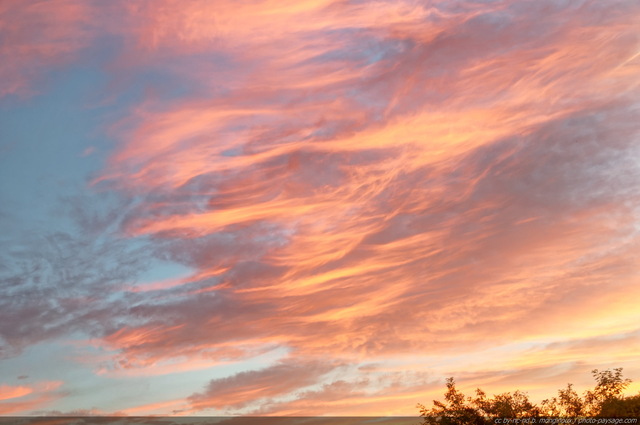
0 381 63 414
188 359 340 411
1 0 639 416
0 0 93 97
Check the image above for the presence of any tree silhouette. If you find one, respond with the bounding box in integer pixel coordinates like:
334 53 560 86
541 368 632 417
417 377 487 425
418 368 638 423
599 394 640 418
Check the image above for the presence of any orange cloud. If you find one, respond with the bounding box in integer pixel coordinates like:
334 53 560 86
115 398 190 416
0 384 32 401
5 0 638 415
0 381 63 414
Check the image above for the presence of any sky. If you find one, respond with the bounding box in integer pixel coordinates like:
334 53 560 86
0 0 639 417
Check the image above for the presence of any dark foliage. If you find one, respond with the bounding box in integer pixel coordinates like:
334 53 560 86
418 368 638 423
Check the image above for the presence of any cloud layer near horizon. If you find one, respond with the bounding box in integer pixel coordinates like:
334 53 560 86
1 0 639 416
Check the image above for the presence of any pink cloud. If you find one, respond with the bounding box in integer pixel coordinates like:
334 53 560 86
0 0 93 97
0 384 32 401
97 0 639 376
3 0 640 415
0 381 63 414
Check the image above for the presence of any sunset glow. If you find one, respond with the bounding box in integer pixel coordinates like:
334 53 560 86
1 0 639 416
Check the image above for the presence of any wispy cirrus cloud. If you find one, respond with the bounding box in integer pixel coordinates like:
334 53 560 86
187 359 340 412
82 0 640 413
0 381 63 414
0 195 150 359
2 0 640 416
0 0 94 98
